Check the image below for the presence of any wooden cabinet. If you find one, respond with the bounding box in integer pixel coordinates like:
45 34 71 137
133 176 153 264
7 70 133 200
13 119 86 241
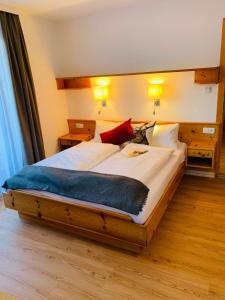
186 140 216 170
58 133 92 151
195 68 219 84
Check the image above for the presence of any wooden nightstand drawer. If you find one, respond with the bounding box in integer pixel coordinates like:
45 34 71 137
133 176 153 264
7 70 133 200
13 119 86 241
187 149 213 158
58 133 92 151
60 139 80 146
60 139 73 146
186 140 217 172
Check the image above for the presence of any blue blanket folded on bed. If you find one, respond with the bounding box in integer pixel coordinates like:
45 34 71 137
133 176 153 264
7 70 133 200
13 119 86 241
2 166 149 215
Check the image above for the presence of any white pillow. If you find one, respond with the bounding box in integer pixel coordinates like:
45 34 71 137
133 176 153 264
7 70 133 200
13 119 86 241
150 123 179 148
93 120 122 142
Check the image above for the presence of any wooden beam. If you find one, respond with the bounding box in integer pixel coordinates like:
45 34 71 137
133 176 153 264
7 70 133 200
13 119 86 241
56 66 219 87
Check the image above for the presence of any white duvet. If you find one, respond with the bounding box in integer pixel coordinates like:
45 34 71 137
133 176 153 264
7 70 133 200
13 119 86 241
21 142 186 224
36 142 173 186
36 142 119 171
91 143 174 185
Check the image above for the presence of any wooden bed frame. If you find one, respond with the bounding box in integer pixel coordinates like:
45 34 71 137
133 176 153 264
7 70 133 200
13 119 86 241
3 162 185 253
2 119 220 252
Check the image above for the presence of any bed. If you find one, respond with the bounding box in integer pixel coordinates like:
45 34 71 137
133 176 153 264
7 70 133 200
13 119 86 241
3 123 186 253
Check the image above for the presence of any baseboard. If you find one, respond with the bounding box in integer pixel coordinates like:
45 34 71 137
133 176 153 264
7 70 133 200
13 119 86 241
185 169 215 178
217 173 225 179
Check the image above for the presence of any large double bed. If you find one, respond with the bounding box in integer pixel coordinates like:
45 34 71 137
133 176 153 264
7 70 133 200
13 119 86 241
3 121 186 253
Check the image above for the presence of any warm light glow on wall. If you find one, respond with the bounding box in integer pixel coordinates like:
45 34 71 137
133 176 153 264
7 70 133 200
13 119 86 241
149 79 164 85
93 85 109 101
148 79 164 99
148 83 163 98
95 77 110 86
93 79 110 114
148 79 164 118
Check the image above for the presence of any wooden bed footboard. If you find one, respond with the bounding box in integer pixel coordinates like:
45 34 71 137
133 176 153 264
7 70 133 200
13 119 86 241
3 162 185 253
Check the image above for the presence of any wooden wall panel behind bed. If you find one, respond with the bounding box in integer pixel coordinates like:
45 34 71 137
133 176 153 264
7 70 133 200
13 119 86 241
68 119 220 144
68 119 220 173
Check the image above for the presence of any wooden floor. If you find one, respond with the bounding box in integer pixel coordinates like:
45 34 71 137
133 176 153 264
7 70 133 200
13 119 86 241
1 175 225 300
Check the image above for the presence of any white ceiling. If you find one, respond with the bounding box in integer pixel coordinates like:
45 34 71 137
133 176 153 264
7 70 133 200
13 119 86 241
0 0 142 21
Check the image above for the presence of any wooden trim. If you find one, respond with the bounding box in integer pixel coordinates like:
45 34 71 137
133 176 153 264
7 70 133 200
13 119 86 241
216 19 225 174
68 119 220 125
56 77 91 90
185 169 215 178
66 119 220 170
3 162 185 253
194 68 220 84
217 18 225 123
67 119 220 144
19 213 143 253
56 66 219 84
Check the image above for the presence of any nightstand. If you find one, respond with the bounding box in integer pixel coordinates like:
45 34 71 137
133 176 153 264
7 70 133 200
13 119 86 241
186 140 216 170
58 133 92 151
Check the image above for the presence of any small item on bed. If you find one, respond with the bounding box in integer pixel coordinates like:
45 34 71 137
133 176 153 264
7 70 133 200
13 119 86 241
127 150 148 157
100 118 135 145
130 121 155 145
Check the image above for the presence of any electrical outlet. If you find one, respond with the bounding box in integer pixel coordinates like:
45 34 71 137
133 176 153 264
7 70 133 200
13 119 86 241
203 127 215 134
204 86 213 94
76 123 84 129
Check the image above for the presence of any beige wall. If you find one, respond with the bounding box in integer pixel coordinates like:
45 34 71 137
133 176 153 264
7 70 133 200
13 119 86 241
21 16 68 156
0 4 68 157
65 71 218 122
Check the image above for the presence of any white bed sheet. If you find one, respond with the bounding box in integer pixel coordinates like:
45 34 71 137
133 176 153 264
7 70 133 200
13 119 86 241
20 142 186 225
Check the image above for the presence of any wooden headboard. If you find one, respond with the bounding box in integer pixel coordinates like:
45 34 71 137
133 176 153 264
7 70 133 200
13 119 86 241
67 119 219 145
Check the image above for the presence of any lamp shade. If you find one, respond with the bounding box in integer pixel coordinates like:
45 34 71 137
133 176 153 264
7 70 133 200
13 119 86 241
148 83 163 99
93 85 109 101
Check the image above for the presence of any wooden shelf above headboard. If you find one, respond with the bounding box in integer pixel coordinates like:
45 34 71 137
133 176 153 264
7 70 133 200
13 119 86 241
56 77 91 90
56 66 220 90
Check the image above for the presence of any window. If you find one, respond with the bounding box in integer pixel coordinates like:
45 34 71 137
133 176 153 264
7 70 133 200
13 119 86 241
0 24 25 191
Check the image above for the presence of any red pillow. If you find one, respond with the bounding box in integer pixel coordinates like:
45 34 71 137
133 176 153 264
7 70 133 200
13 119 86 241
100 119 135 145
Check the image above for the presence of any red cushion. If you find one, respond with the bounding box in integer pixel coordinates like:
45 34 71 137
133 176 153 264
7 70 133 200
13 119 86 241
100 119 135 145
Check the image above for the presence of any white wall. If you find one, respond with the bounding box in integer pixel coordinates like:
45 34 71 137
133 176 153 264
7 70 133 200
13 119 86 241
20 16 68 156
0 4 68 156
54 0 225 77
52 0 224 123
66 71 218 122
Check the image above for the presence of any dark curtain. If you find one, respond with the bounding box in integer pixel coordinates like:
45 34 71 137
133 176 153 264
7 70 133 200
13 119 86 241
0 11 45 164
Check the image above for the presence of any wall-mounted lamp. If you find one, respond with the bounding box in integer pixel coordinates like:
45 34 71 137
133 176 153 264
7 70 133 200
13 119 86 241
148 80 164 117
93 81 110 114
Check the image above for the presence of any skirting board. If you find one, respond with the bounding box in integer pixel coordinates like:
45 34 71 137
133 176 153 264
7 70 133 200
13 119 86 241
185 169 215 178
